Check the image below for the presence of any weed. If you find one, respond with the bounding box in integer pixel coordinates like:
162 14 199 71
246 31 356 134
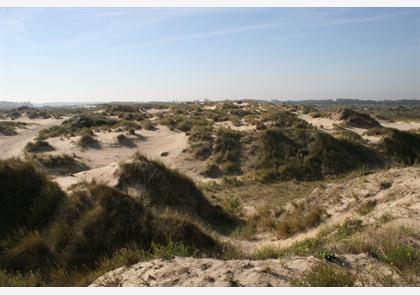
294 263 356 287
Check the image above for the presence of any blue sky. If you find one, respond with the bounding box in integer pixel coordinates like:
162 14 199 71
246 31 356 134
0 7 419 102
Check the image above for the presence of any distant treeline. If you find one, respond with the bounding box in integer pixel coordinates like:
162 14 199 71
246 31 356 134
275 99 420 109
0 101 33 110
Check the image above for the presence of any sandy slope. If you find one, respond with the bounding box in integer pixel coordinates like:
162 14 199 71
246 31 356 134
214 121 256 132
298 113 420 144
297 114 340 132
90 254 399 287
0 118 64 160
378 120 420 131
232 167 420 253
90 167 419 287
52 125 212 190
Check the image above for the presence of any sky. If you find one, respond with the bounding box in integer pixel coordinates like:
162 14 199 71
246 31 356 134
0 7 419 103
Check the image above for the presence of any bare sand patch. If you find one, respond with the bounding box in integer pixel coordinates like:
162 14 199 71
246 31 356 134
214 121 256 132
378 120 420 131
297 113 340 132
229 167 420 253
52 125 214 190
0 117 65 160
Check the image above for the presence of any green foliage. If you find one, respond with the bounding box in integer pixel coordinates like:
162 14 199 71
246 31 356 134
268 110 312 129
30 154 88 176
0 121 27 136
253 245 283 260
39 114 116 139
336 219 364 238
118 152 237 230
141 119 155 130
380 129 420 165
294 263 356 287
78 131 100 149
212 128 242 174
332 108 380 128
379 180 392 190
0 157 228 286
257 128 382 182
0 270 42 287
25 139 55 153
223 195 243 217
335 226 420 274
275 205 326 238
189 125 214 160
357 200 377 215
0 159 65 238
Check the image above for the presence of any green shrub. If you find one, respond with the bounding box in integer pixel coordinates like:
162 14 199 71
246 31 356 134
256 128 382 181
357 200 377 215
334 225 420 274
223 195 243 217
332 108 380 128
380 129 420 165
78 132 99 149
0 270 42 287
212 128 242 174
39 114 116 139
294 263 356 287
253 245 283 260
336 219 364 237
141 119 155 130
0 159 65 237
0 121 27 136
379 180 392 190
275 205 326 238
118 153 236 230
3 231 56 272
25 140 55 153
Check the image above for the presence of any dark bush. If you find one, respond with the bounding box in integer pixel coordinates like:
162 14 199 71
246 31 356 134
118 153 237 229
0 159 65 237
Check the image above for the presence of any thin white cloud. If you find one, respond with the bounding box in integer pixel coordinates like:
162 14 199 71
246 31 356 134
133 23 275 48
62 8 207 48
320 9 416 27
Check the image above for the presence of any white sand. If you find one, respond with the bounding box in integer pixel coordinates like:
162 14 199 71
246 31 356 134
0 117 65 160
378 120 420 131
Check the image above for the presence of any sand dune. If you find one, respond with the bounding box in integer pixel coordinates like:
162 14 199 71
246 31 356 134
0 118 64 160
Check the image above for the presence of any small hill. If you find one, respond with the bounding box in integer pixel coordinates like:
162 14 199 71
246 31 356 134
117 153 237 230
0 158 224 285
255 128 383 181
89 167 420 287
329 108 381 128
379 128 420 165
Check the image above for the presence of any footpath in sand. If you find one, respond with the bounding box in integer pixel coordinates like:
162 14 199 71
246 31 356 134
0 117 65 160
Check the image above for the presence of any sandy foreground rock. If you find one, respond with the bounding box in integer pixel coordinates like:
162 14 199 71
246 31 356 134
90 254 399 287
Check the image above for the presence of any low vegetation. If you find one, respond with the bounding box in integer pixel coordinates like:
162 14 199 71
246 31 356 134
38 114 117 139
0 158 226 286
293 263 356 287
118 152 237 231
0 121 27 136
25 139 55 153
1 101 419 286
30 154 89 176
